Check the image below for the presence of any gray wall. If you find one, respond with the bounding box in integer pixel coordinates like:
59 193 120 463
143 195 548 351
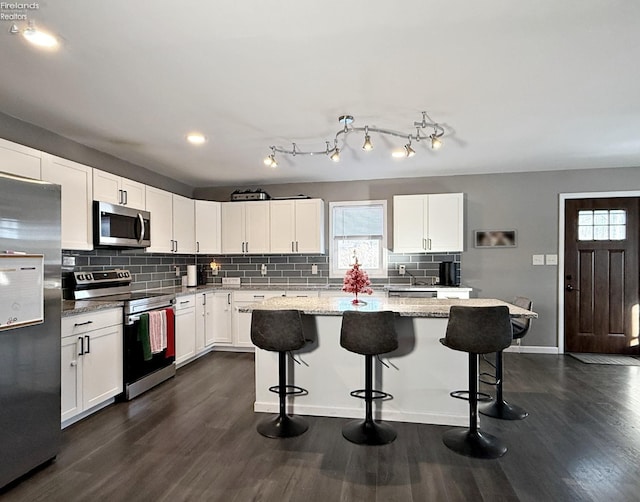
195 166 640 349
0 112 192 197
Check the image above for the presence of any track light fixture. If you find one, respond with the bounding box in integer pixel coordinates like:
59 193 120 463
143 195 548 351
263 147 278 168
264 111 444 166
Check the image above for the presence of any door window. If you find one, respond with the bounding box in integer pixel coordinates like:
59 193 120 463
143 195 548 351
577 209 626 241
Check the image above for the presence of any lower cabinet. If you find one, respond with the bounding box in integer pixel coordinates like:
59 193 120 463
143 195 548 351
232 291 285 350
195 291 215 354
212 291 233 346
175 294 197 367
61 309 123 425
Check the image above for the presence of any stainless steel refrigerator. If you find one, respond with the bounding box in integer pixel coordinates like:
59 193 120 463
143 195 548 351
0 172 61 488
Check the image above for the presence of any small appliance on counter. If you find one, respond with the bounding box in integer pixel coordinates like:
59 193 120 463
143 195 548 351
230 188 270 201
197 266 208 286
439 261 460 286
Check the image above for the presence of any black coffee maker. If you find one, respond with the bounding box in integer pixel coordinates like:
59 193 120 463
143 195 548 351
439 261 459 286
197 265 208 286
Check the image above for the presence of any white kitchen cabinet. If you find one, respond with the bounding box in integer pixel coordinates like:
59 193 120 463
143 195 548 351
41 154 93 250
61 308 123 425
319 289 387 300
195 291 216 354
195 200 221 254
232 291 285 350
270 199 325 254
145 187 195 254
212 291 233 346
284 290 320 298
221 201 270 254
393 193 464 253
0 138 42 179
175 294 197 367
93 169 146 210
172 194 196 254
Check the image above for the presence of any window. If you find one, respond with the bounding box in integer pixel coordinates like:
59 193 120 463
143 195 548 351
329 200 387 278
578 209 626 241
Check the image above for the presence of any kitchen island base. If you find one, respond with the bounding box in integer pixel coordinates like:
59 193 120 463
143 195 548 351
255 316 470 427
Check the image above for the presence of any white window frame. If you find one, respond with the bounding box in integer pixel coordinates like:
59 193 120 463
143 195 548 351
329 200 388 279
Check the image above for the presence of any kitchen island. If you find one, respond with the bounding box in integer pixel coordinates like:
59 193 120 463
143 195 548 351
241 297 537 426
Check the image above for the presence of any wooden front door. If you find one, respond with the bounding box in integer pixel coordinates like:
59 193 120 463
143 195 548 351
565 198 640 354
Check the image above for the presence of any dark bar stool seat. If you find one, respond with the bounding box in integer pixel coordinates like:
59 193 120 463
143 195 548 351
340 310 399 446
440 306 513 459
250 309 309 438
480 297 533 420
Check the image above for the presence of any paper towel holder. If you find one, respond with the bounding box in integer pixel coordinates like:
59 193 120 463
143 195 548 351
186 265 198 287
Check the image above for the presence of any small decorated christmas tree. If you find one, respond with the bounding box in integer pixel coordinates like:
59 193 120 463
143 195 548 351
342 257 373 304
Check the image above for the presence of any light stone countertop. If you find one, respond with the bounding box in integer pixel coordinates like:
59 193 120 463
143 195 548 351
239 296 537 318
62 299 124 317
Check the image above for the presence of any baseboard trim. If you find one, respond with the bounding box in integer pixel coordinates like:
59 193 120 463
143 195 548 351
212 346 254 353
505 345 560 355
253 402 468 427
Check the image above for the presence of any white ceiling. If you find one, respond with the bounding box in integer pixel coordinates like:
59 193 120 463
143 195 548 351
1 1 639 188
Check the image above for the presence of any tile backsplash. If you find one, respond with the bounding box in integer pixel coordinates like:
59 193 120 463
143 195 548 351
62 249 461 297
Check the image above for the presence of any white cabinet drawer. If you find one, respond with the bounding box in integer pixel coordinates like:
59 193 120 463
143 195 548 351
175 294 196 310
62 309 122 336
233 291 285 303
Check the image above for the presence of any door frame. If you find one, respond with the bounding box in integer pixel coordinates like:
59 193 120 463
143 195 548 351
558 190 640 354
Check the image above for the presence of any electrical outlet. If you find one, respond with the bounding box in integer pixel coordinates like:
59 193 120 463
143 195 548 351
311 264 318 275
532 255 545 266
546 254 558 265
398 265 406 275
261 264 267 276
62 256 75 266
174 266 181 276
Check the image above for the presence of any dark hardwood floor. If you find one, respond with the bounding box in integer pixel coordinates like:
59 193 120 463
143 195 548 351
3 352 640 501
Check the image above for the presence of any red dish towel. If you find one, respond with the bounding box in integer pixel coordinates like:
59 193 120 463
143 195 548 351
165 307 175 358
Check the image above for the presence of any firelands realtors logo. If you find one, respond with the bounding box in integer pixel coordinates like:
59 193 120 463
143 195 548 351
0 2 39 21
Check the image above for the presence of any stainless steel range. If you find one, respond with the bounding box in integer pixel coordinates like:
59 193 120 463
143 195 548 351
72 269 176 399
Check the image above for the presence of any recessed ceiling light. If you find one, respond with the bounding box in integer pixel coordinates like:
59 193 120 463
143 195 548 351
22 23 59 49
186 133 206 145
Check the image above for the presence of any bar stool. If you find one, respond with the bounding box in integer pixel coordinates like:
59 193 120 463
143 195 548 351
250 309 308 438
480 297 532 420
340 310 398 445
440 306 513 459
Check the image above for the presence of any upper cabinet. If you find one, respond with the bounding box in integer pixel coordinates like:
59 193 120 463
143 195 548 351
145 186 195 254
93 169 146 210
270 199 325 254
172 194 196 254
41 154 93 250
195 200 221 254
0 138 42 180
393 193 464 253
221 201 270 254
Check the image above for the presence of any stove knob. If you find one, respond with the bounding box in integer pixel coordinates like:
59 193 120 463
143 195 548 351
77 274 84 281
124 271 130 277
86 273 92 280
117 272 124 278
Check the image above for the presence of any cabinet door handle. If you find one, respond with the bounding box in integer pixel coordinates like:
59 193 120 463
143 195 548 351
245 242 249 253
227 293 231 305
242 242 245 253
422 238 426 250
118 189 123 205
74 320 93 327
175 240 178 253
78 336 84 356
202 294 206 306
428 238 432 250
196 241 200 253
85 335 90 354
291 241 295 252
180 300 190 305
124 190 128 205
296 241 299 252
253 295 265 299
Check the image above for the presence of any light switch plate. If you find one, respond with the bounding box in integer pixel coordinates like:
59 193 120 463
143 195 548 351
62 256 75 266
546 254 558 265
532 254 545 266
311 264 318 275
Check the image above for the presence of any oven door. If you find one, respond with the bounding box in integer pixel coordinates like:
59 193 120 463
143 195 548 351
124 307 175 387
94 201 151 248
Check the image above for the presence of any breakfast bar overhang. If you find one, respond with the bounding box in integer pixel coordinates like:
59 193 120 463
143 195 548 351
240 297 537 427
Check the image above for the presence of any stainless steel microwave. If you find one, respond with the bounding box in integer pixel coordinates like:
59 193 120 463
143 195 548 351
94 201 151 248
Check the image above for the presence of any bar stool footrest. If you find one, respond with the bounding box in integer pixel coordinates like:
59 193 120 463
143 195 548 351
450 390 493 402
268 384 308 397
349 388 392 401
